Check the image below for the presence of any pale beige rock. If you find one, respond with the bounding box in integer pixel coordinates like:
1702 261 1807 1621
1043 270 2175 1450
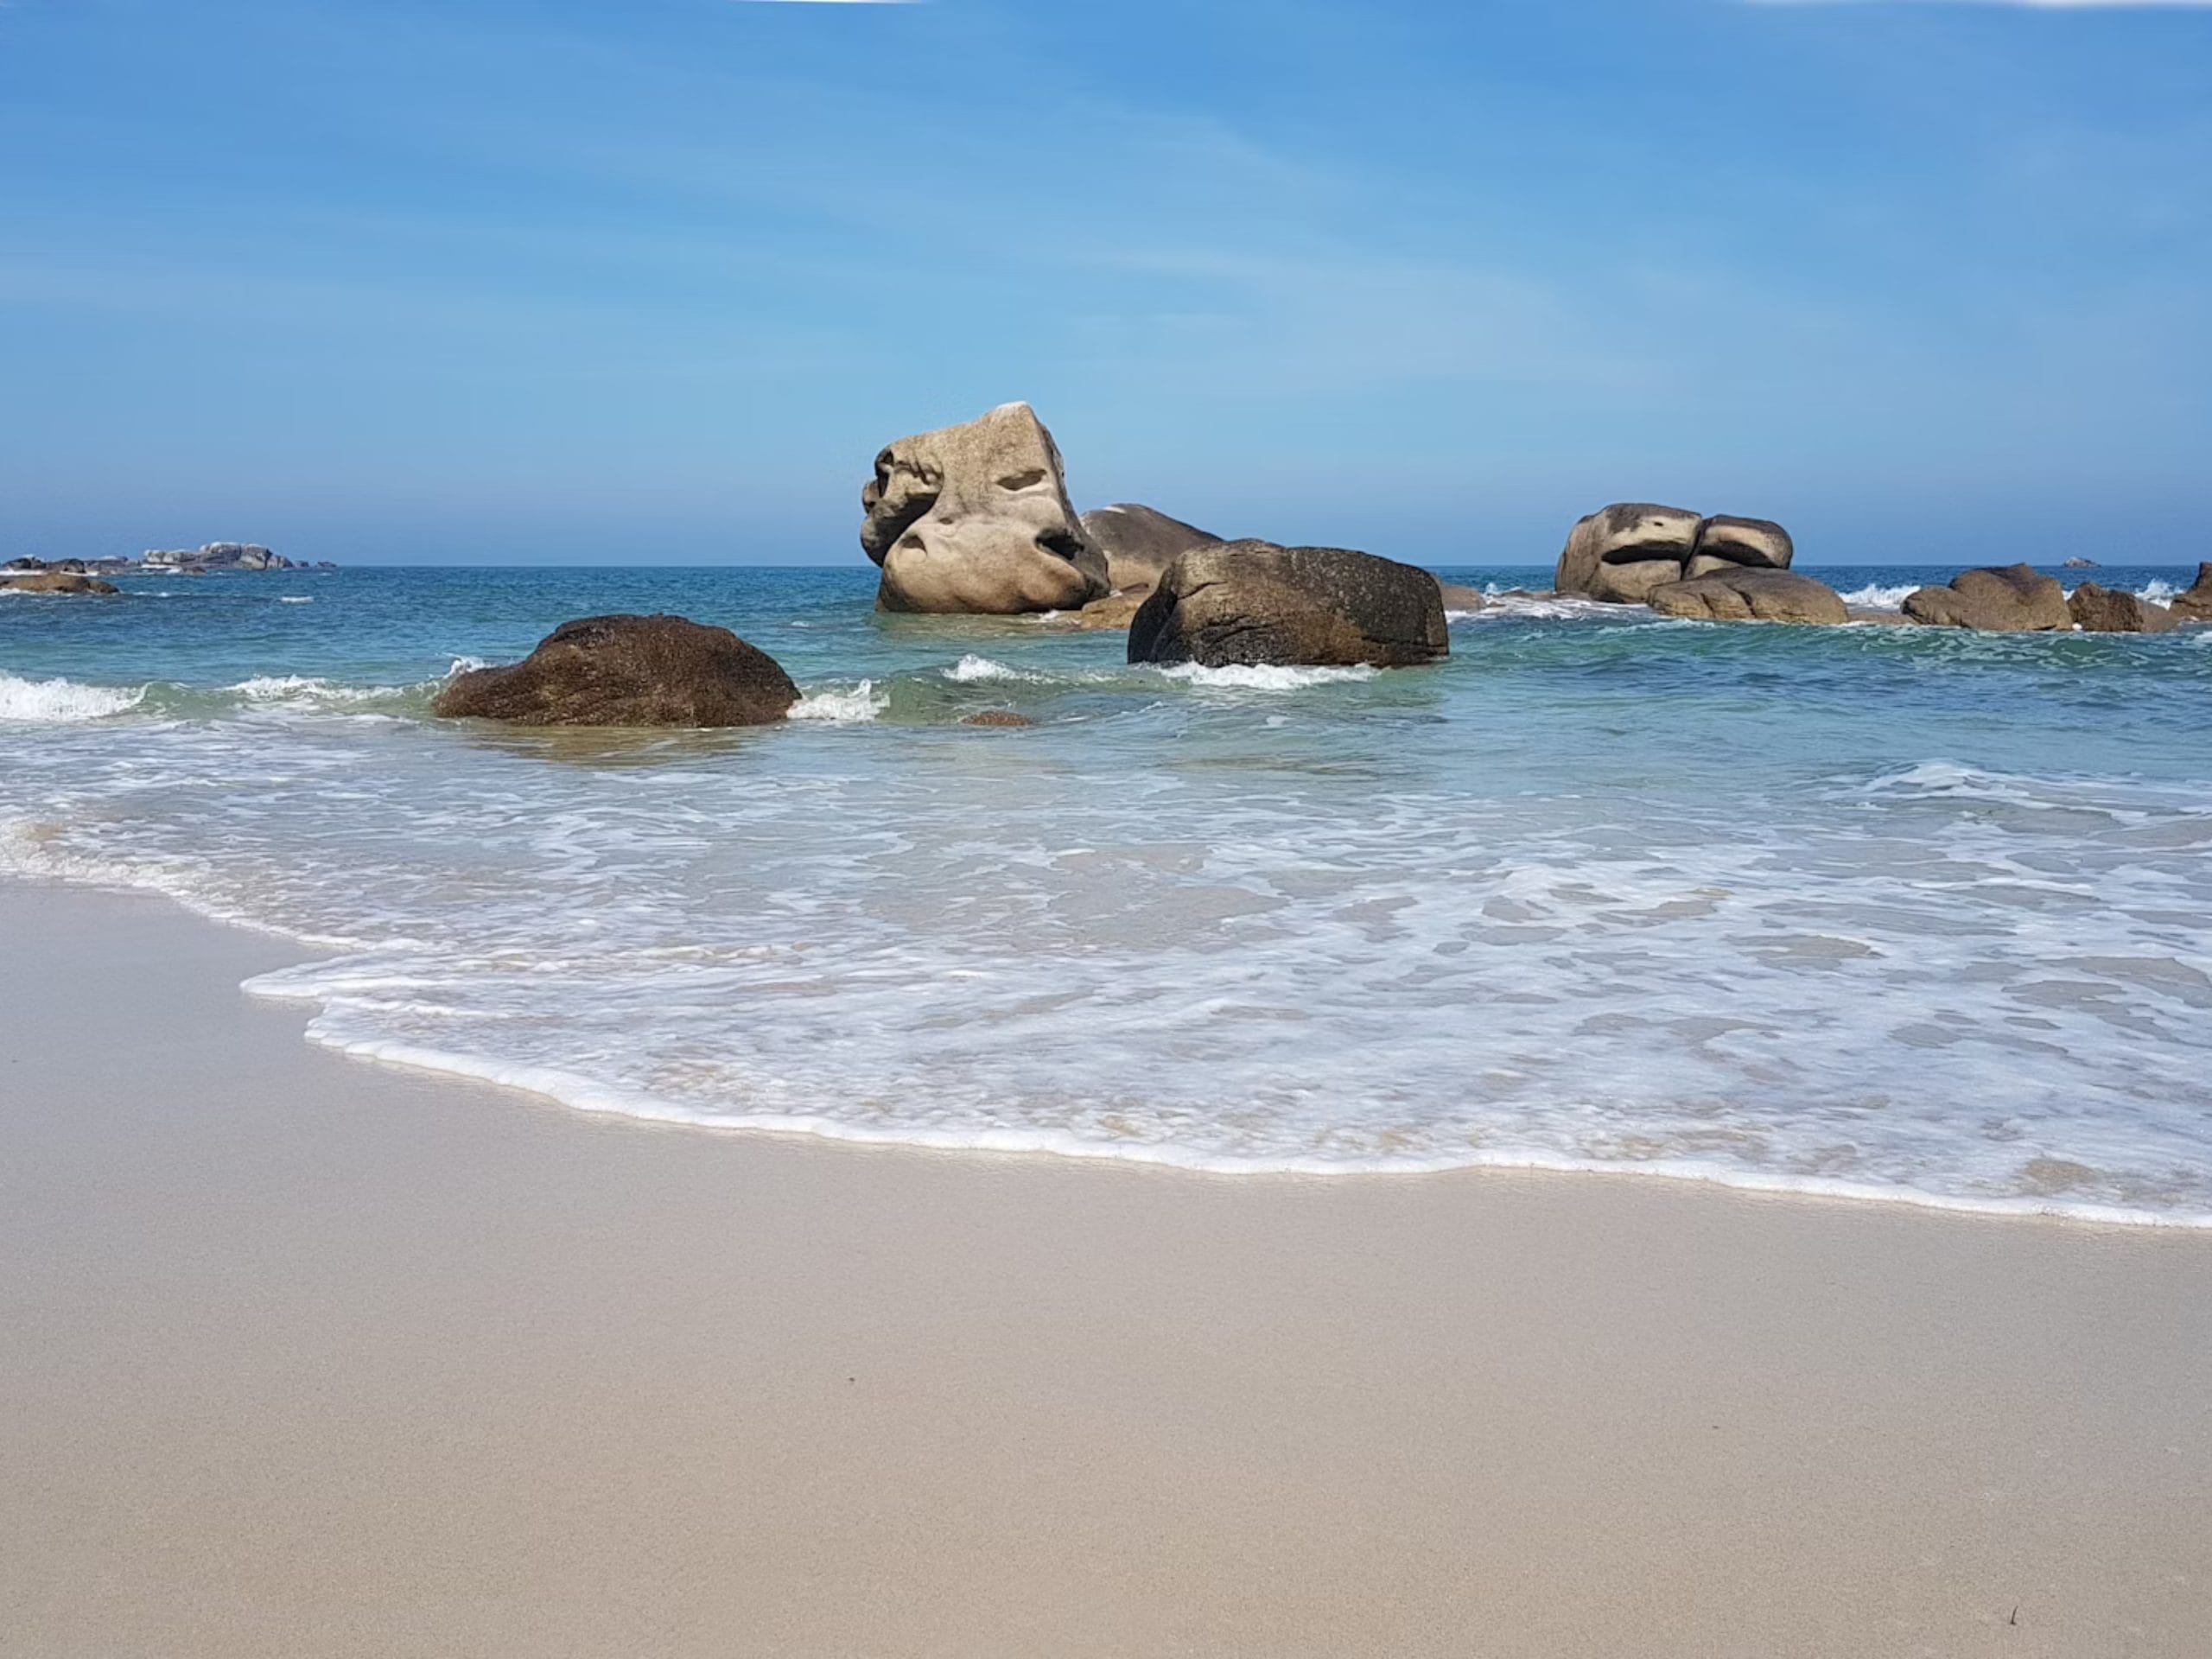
861 404 1108 615
1555 504 1702 601
1 572 118 595
1693 515 1794 570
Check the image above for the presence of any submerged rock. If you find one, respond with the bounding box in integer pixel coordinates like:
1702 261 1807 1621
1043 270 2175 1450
1079 504 1221 595
1128 541 1448 669
433 614 798 728
2170 563 2212 622
1647 569 1847 625
960 709 1033 728
1901 564 2069 632
2068 582 2177 634
861 403 1109 615
2 572 119 595
1435 582 1488 612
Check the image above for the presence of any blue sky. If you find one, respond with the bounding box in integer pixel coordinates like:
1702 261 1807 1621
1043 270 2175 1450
2 0 2207 566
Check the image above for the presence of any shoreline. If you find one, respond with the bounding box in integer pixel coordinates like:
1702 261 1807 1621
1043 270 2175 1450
5 860 2196 1230
7 876 2210 1656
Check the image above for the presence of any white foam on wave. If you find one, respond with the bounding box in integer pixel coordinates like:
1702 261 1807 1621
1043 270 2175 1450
789 680 887 721
0 669 145 723
1836 582 1917 610
944 655 1044 683
2137 579 2178 604
278 596 314 605
446 656 489 677
1155 662 1379 690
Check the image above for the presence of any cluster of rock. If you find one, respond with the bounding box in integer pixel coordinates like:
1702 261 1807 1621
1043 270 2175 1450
1550 502 2203 635
143 543 326 572
425 416 2209 735
1555 504 1796 605
2 544 334 590
856 402 1459 669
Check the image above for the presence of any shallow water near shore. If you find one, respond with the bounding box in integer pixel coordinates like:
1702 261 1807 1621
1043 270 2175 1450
4 563 2210 1223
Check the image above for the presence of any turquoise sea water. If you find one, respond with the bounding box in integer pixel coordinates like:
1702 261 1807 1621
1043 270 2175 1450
5 563 2210 1223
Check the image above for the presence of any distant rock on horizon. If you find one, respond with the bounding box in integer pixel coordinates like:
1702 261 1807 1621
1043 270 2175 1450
143 543 297 572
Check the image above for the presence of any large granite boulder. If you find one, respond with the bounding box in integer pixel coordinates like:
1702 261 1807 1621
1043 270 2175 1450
1 556 46 573
1557 505 1796 601
2170 563 2212 622
2 572 119 595
1555 504 1703 603
1901 564 2069 632
1684 516 1794 579
861 403 1108 614
1647 569 1847 625
433 614 798 727
2068 582 2177 634
1078 504 1221 594
1128 542 1448 669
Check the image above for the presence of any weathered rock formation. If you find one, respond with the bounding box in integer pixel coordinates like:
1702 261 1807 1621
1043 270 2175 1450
1683 516 1796 580
1556 504 1702 603
861 404 1108 614
1555 505 1792 603
433 614 798 728
1647 569 1847 625
2068 582 2177 635
1128 542 1448 669
1 556 44 574
2170 563 2212 622
1079 504 1221 595
2 572 119 595
1901 565 2069 632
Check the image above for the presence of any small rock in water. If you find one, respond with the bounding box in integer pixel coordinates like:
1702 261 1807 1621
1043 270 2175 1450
2 572 119 595
961 710 1033 728
1901 564 2070 632
432 613 798 728
1435 582 1488 612
1647 569 1847 625
1128 541 1448 669
2068 582 2177 634
2169 563 2212 622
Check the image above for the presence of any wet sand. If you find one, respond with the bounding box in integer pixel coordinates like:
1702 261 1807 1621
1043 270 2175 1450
4 880 2209 1657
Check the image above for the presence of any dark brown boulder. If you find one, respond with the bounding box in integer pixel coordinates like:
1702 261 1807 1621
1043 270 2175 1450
1647 569 1847 625
960 710 1033 728
1128 542 1447 670
2170 563 2212 622
432 614 798 728
2 572 119 595
2068 582 2177 634
1079 504 1221 595
1901 564 2069 632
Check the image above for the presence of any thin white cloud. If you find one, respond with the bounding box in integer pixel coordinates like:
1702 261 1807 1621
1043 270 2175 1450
1747 1 2212 7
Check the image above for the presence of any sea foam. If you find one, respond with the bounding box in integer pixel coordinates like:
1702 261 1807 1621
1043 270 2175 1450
0 670 145 723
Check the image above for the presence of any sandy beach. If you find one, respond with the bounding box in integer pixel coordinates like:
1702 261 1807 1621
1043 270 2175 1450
1 879 2205 1656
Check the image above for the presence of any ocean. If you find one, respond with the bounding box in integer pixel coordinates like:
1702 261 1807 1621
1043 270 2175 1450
5 563 2209 1224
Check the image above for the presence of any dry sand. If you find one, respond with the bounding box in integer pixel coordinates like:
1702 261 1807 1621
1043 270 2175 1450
4 880 2209 1657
